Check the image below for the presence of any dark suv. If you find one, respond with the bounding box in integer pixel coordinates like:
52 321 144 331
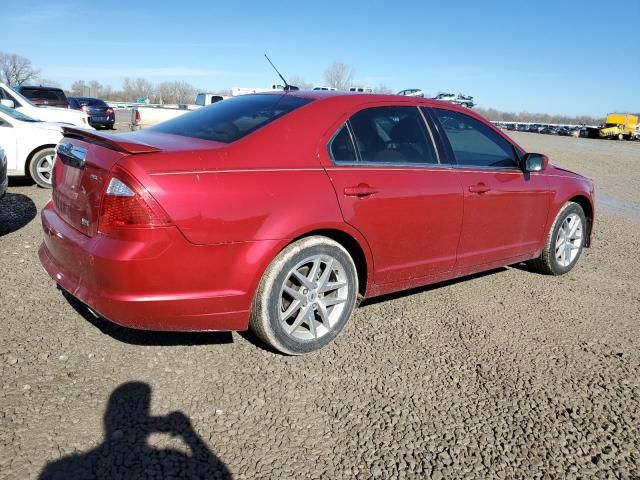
68 97 115 129
16 86 69 108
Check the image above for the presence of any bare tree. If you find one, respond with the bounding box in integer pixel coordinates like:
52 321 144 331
288 75 313 90
34 77 61 88
70 80 87 96
323 62 355 90
374 83 393 94
122 77 155 102
0 52 41 86
156 81 197 104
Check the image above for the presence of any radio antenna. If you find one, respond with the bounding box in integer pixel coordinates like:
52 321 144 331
264 54 299 91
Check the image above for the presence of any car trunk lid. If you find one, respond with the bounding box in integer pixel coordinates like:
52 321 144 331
52 128 162 237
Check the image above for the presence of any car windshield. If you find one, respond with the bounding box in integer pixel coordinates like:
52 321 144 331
151 94 313 143
0 104 40 122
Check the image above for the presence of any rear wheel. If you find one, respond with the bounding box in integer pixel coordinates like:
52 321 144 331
29 148 56 188
528 202 586 275
250 236 358 355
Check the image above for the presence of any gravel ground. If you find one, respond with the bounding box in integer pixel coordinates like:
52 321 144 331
1 133 639 479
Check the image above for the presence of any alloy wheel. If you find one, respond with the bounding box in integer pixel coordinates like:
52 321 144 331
278 254 349 341
555 213 583 267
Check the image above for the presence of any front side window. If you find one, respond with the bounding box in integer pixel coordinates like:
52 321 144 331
430 108 518 168
151 94 313 143
348 106 438 164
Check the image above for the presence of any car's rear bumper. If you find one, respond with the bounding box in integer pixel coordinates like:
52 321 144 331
38 200 278 331
88 118 115 128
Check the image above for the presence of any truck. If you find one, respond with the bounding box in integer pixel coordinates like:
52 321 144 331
598 113 638 140
231 84 285 96
129 92 227 130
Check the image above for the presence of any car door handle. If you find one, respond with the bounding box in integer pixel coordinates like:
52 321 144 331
344 184 378 197
468 183 491 194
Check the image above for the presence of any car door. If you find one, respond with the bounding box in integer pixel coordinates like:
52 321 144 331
319 104 463 286
0 115 18 173
427 107 552 270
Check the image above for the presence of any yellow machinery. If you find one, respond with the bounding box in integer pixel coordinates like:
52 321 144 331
599 113 638 140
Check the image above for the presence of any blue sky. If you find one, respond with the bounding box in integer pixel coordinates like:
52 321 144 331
2 0 639 116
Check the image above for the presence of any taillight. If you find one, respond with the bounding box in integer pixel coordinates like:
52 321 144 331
134 109 141 124
81 106 90 114
98 167 171 234
106 108 114 115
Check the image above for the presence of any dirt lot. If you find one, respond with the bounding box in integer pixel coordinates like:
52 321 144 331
1 132 639 479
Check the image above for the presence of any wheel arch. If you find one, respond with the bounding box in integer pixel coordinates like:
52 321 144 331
568 194 594 247
25 144 57 180
290 228 372 297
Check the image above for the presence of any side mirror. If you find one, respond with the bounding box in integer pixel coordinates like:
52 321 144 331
523 153 548 172
0 99 15 108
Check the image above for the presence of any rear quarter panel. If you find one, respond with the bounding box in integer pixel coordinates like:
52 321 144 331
117 100 356 245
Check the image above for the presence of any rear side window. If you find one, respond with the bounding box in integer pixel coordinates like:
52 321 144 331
348 106 438 164
430 108 518 168
151 94 313 143
329 125 357 163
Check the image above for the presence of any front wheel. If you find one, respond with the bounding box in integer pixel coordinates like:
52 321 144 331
528 201 586 275
29 148 56 188
250 236 359 355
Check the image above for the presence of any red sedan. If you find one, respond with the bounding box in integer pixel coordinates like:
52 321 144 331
39 92 595 354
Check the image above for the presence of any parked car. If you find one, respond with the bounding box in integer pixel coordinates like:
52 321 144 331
16 85 70 108
397 89 425 97
68 97 115 129
0 146 7 198
39 92 595 355
540 126 558 134
0 82 91 128
580 127 600 138
312 86 338 91
0 104 63 187
349 87 374 93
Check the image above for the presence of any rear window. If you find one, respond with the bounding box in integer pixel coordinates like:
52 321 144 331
76 98 107 107
151 94 313 143
21 88 67 102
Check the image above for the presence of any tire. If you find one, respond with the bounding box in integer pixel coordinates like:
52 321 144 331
250 236 359 355
28 148 56 189
528 202 587 275
617 133 624 141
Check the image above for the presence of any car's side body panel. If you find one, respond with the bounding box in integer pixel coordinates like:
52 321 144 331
453 168 552 269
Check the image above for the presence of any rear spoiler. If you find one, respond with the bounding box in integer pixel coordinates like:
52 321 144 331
61 127 162 154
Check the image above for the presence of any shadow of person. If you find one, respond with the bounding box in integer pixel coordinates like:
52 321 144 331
0 192 37 237
39 382 232 480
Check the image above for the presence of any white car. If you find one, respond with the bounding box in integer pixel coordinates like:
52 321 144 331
0 82 92 129
0 104 63 188
0 146 7 198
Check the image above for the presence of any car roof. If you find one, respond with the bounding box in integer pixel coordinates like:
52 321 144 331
17 85 65 92
260 89 457 108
